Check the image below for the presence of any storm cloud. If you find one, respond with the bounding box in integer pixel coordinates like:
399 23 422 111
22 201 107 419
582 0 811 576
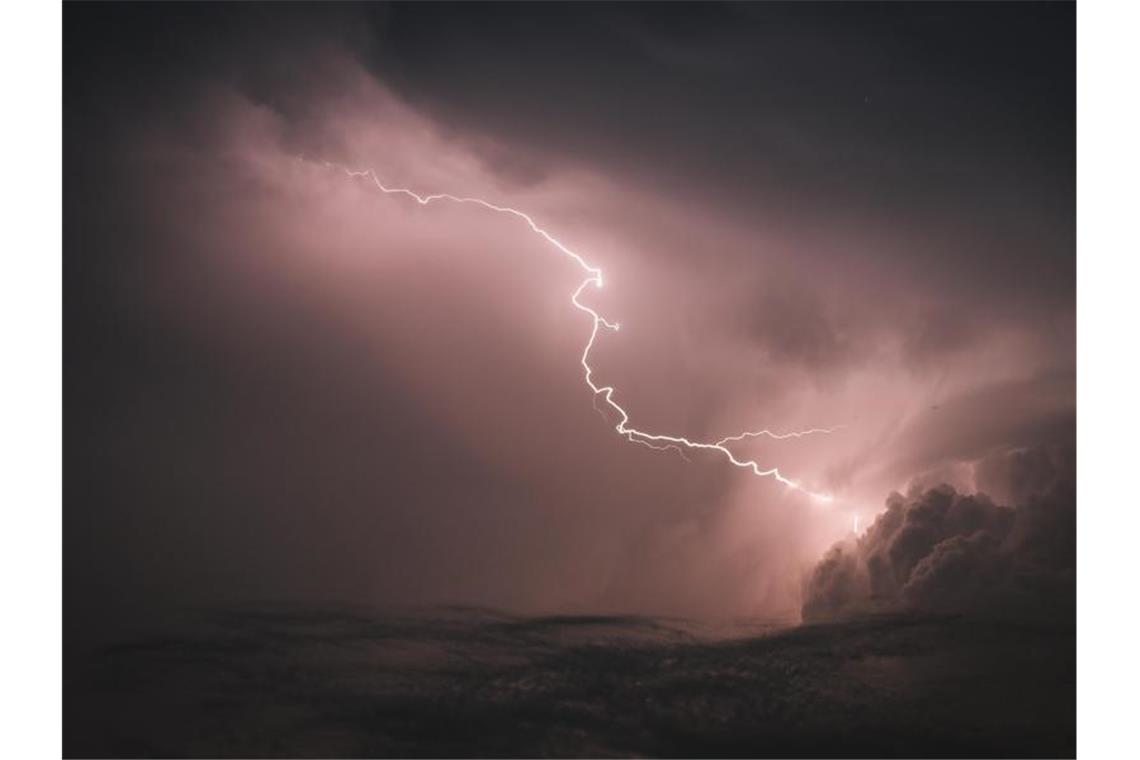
803 443 1075 622
65 2 1073 648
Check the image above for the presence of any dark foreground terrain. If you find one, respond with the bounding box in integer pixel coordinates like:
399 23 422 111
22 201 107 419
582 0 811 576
65 606 1074 758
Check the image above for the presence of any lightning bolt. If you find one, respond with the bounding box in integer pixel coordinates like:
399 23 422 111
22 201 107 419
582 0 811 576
322 162 838 503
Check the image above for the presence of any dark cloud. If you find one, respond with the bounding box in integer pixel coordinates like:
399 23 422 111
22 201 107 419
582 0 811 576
803 444 1074 622
365 1 1074 309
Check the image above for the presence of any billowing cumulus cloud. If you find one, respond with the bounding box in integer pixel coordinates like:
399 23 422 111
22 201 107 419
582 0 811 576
803 444 1074 622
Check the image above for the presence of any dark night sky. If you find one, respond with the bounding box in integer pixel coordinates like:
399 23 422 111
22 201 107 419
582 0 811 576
65 2 1074 648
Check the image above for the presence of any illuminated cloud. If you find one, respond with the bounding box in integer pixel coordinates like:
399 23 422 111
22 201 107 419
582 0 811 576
66 3 1074 631
803 444 1074 622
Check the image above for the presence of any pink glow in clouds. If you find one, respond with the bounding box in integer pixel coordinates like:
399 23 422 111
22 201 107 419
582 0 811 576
85 49 1072 621
320 158 845 504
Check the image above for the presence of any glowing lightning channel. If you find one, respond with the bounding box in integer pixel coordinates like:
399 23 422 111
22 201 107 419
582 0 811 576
324 162 838 503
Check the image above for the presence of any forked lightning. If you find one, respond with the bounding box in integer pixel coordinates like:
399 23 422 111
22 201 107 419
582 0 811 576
325 162 837 502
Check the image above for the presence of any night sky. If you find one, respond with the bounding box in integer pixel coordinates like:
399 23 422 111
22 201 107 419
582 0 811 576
65 2 1073 647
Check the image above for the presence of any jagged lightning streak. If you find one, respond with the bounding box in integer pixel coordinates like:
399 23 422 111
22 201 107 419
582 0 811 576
324 162 838 502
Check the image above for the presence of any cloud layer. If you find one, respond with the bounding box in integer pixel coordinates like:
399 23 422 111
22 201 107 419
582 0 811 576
65 3 1074 641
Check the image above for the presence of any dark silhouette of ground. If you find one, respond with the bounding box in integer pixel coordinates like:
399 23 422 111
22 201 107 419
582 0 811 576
65 606 1074 758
